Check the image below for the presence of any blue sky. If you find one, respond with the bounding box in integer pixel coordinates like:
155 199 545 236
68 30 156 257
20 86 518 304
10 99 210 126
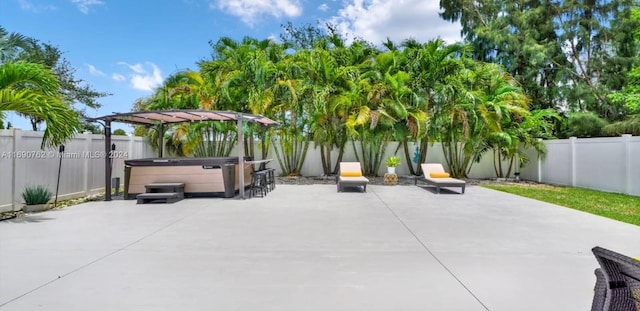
1 0 460 133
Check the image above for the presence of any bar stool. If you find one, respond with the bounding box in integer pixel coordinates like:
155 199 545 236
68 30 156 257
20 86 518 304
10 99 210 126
266 168 276 191
250 170 269 198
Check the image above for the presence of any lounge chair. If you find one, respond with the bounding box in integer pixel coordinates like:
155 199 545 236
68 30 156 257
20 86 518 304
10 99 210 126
336 162 369 193
415 163 465 194
591 246 640 311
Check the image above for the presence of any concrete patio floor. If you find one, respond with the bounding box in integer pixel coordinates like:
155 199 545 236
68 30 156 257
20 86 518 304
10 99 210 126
1 184 639 311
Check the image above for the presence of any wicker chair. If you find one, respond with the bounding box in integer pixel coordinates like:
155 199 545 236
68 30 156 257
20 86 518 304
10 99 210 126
591 246 640 311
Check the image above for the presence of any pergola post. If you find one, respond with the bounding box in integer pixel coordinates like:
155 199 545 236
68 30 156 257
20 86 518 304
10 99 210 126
104 118 112 201
237 114 245 199
158 123 164 158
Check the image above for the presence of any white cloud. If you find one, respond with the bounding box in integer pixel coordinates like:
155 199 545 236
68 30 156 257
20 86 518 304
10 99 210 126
117 62 146 74
131 66 163 91
117 62 163 91
318 3 329 12
212 0 302 26
70 0 104 14
18 0 34 10
329 0 461 45
112 73 125 81
19 0 56 12
86 64 105 76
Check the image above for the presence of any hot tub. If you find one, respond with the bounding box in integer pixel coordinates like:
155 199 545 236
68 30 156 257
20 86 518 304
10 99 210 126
124 157 253 199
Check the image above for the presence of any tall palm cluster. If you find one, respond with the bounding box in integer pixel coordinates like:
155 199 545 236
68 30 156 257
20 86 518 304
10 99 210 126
136 35 558 178
0 26 81 148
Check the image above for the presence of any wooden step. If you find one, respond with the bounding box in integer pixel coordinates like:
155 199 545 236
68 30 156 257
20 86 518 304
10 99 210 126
144 182 185 199
136 192 182 204
145 183 185 193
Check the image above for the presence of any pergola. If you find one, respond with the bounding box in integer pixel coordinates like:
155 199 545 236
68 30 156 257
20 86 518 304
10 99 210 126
87 110 278 200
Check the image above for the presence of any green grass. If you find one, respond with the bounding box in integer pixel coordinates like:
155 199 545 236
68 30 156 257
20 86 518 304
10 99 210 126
483 183 640 226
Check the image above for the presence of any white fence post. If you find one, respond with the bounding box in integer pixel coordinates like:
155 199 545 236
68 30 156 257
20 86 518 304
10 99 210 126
129 134 134 158
622 134 632 195
570 137 577 187
10 128 20 211
82 131 91 196
537 138 543 183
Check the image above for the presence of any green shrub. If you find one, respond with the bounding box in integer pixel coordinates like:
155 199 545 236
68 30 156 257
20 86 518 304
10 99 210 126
21 185 53 205
603 114 640 136
564 112 609 138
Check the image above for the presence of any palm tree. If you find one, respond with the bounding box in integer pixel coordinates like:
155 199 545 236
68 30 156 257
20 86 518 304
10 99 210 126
202 36 282 164
165 70 237 157
0 61 80 148
270 49 311 176
403 39 466 175
135 70 240 157
301 44 364 176
436 64 483 178
135 73 195 156
342 79 387 176
344 46 429 176
321 39 378 175
476 70 547 178
437 61 536 178
506 109 559 176
0 26 31 63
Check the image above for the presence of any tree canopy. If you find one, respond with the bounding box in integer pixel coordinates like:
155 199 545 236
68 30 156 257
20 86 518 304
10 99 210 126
439 0 640 122
135 24 558 178
0 25 113 148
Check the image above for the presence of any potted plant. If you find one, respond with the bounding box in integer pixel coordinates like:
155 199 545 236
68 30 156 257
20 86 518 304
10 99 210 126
385 156 401 174
21 185 53 213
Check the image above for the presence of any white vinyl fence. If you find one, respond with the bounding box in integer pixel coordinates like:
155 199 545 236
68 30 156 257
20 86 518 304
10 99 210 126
520 135 640 196
2 129 637 212
0 129 154 212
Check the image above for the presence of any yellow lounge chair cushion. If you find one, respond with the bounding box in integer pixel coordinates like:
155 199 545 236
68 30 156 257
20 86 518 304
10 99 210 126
341 171 363 177
430 172 450 178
